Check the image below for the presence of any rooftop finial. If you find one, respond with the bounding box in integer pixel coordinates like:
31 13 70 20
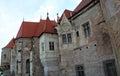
57 13 59 22
47 12 49 17
47 12 49 20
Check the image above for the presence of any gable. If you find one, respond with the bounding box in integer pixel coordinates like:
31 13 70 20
59 15 72 32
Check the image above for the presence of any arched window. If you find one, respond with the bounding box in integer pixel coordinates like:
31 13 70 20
26 59 30 74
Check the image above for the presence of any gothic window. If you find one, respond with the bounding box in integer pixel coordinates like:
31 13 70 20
26 59 30 74
67 33 72 43
76 31 80 37
82 22 91 37
62 34 67 43
49 42 54 51
41 42 44 51
104 60 117 76
75 65 85 76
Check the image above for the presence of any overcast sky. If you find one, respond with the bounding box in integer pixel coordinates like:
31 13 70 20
0 0 81 61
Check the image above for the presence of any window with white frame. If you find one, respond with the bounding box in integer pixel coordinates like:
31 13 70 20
49 42 54 51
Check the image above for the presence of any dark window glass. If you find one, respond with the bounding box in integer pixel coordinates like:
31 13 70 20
49 42 54 50
76 31 80 37
62 34 67 43
67 33 72 43
26 59 30 74
17 61 18 74
104 60 117 76
18 50 21 52
82 22 90 37
76 65 85 76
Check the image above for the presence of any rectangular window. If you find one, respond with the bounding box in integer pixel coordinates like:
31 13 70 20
82 22 90 37
49 42 54 51
75 65 85 76
104 60 117 76
41 42 44 51
67 33 72 43
62 34 67 43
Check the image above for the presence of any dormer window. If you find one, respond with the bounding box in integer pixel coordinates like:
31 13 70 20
82 22 91 37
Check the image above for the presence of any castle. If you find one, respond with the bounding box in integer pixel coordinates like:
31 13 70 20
1 0 120 76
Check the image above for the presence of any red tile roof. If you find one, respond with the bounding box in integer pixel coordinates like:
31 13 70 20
16 22 38 38
60 9 72 20
59 0 93 20
16 17 57 38
35 17 57 36
4 38 15 48
73 0 93 15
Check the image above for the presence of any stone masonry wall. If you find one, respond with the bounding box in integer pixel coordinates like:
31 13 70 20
100 0 120 75
15 37 44 76
58 1 115 76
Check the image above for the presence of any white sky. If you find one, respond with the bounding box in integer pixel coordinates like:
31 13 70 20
0 0 82 61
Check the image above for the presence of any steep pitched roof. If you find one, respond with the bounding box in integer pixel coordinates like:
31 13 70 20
16 21 38 38
15 14 56 39
4 38 15 48
59 9 72 20
73 0 93 15
35 17 57 36
44 18 57 33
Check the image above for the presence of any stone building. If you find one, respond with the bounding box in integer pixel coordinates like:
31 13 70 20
38 17 60 76
14 15 58 76
14 21 44 76
56 0 120 76
1 38 15 76
1 15 58 76
1 0 120 76
100 0 120 75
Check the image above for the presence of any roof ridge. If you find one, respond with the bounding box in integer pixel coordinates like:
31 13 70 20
73 0 93 15
22 21 38 23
